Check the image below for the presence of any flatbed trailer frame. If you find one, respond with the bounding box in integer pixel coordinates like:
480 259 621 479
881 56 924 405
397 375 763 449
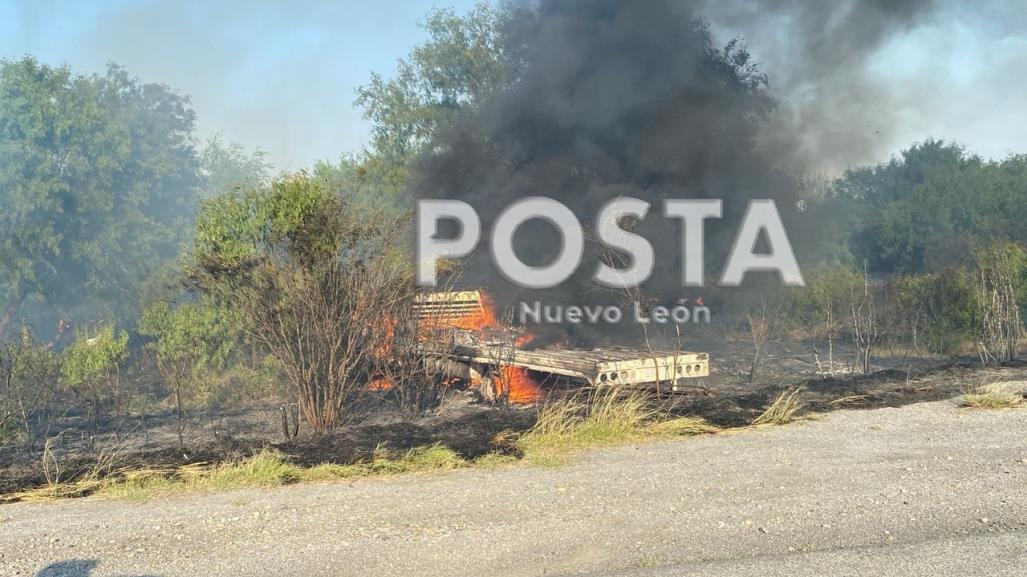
421 340 709 391
413 290 709 392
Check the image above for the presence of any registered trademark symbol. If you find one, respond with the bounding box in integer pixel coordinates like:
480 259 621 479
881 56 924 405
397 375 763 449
794 199 807 213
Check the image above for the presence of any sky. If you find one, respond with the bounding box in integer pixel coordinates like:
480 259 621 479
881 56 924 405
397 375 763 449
862 4 1027 163
1 0 479 170
3 0 1025 173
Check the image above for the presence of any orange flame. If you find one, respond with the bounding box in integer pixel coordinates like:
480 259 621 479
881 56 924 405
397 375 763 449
373 289 541 402
496 365 542 404
366 316 397 391
446 290 541 404
371 316 396 359
514 333 535 348
368 376 394 391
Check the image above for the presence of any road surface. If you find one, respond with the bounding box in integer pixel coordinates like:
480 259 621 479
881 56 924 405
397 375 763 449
2 398 1026 576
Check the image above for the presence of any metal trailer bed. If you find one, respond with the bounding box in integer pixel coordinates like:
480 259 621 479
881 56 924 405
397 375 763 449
413 290 709 391
421 340 709 390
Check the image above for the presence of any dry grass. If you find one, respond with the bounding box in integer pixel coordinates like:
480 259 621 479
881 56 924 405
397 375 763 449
516 387 718 465
751 387 805 426
646 416 721 436
827 394 869 406
6 389 733 502
3 382 824 504
960 382 1024 410
6 433 130 502
472 452 519 469
5 401 720 501
6 443 469 502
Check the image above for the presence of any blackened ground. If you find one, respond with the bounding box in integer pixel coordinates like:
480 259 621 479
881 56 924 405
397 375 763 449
2 342 1025 498
669 360 1027 428
0 393 534 497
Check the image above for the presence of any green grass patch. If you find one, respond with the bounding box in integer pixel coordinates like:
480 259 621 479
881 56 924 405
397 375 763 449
516 387 718 465
97 444 468 500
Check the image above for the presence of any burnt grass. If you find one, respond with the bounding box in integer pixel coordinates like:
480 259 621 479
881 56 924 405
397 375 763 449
671 359 1027 427
0 398 536 498
3 358 1026 499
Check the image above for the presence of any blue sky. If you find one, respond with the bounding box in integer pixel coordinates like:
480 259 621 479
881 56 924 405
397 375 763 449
3 1 1025 172
1 0 478 169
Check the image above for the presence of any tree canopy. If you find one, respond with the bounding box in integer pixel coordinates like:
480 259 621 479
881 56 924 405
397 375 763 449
0 57 201 331
827 140 1027 273
355 1 519 163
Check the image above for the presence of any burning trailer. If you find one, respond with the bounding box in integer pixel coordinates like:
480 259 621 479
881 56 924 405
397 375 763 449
414 290 709 404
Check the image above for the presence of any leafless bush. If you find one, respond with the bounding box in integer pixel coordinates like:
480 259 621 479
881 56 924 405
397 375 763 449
1 328 60 447
973 244 1023 364
42 433 64 487
817 296 838 373
746 301 773 383
241 257 411 429
850 261 879 374
0 334 22 445
376 283 451 418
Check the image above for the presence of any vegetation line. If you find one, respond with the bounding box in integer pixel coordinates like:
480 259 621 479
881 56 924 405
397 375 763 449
12 379 1024 503
5 387 728 502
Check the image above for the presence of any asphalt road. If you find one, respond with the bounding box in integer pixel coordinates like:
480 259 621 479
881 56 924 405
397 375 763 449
2 397 1026 577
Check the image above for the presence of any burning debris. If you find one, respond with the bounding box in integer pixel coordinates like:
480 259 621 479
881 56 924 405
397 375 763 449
415 290 543 404
414 290 709 405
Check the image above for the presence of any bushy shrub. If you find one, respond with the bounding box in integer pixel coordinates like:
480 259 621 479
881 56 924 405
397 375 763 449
61 326 130 426
139 301 233 421
191 173 421 430
886 271 975 355
790 265 861 335
1 329 61 445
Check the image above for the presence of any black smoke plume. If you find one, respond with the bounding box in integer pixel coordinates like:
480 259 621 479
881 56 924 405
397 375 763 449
413 0 934 345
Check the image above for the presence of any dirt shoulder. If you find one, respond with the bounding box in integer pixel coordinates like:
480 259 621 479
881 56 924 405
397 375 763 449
2 394 1026 577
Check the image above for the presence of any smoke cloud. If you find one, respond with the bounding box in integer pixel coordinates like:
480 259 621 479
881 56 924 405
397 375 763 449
413 0 976 345
701 0 941 174
7 1 1024 172
415 0 807 344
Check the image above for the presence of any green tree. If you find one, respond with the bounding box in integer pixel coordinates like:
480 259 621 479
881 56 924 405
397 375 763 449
311 153 409 210
200 134 271 197
191 173 414 430
355 2 519 165
829 140 1027 273
0 57 201 332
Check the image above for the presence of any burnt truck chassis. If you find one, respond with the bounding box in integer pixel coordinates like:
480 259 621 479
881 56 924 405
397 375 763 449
420 338 710 392
413 290 710 394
